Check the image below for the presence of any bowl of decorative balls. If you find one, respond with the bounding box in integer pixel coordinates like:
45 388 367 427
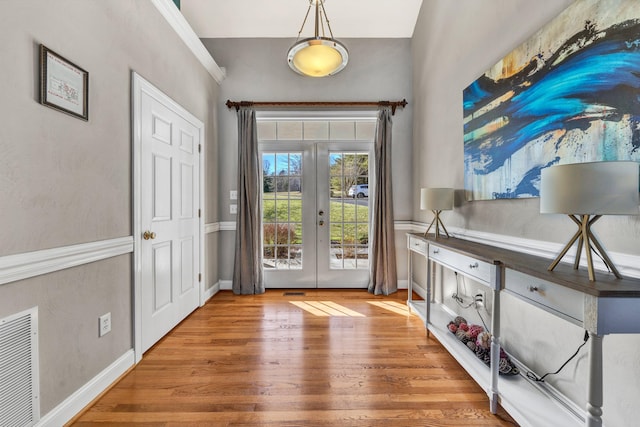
447 316 519 376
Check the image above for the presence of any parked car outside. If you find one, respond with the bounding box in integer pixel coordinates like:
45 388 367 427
348 184 369 198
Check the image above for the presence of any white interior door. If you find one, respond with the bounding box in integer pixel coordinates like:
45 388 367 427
261 142 372 288
137 78 201 353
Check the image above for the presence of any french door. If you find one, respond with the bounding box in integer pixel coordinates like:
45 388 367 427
261 142 373 288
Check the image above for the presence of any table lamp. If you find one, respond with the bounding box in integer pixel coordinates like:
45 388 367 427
540 161 639 281
421 188 454 238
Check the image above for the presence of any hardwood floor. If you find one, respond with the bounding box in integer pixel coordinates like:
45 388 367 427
70 290 518 426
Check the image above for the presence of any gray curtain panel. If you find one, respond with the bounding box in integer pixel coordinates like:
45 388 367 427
368 107 398 295
232 107 265 295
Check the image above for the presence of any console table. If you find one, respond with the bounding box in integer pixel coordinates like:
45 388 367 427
406 233 640 427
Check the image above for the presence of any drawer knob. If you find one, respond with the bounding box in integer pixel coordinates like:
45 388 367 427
528 286 539 293
469 262 479 269
433 249 440 254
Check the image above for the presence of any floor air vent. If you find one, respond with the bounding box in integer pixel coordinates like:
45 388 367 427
283 292 305 296
0 307 39 427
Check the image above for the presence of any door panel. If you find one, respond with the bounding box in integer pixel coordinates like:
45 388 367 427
152 241 172 310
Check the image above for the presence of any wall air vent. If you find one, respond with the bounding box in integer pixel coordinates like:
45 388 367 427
0 307 39 427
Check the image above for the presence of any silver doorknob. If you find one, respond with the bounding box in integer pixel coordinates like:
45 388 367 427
143 231 156 240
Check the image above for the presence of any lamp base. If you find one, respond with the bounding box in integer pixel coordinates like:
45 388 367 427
548 214 621 281
424 210 450 239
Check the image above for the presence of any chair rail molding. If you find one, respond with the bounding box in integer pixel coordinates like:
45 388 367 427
219 221 237 231
205 222 220 234
0 237 134 286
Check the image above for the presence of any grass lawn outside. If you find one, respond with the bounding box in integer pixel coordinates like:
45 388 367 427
262 191 369 244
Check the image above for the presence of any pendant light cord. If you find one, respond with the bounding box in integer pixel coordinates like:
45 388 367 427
295 0 335 41
319 1 334 38
295 2 313 41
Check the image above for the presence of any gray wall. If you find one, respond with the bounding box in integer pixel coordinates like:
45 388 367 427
412 1 640 425
202 38 413 281
0 0 219 414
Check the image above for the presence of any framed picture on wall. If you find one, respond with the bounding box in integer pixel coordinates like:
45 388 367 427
39 44 89 121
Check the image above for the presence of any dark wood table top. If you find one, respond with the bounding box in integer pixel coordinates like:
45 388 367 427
412 233 640 298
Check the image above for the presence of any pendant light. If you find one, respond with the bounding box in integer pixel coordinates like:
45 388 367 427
287 0 349 77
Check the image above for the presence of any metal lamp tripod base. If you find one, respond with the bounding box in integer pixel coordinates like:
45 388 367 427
548 214 621 282
424 210 450 239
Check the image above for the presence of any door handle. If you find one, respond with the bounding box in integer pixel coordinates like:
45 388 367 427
318 210 324 216
318 220 325 227
143 231 156 240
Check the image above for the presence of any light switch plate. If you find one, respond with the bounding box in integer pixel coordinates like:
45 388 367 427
230 190 237 200
230 204 237 214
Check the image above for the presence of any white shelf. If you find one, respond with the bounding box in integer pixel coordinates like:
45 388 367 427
408 300 584 427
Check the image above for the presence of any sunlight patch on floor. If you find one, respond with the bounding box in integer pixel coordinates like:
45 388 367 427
367 300 411 316
290 301 366 317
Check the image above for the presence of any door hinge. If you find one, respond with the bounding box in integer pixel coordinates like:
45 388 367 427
198 273 202 282
198 208 201 218
198 144 201 153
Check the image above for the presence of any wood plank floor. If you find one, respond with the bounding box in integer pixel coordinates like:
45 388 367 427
70 290 518 426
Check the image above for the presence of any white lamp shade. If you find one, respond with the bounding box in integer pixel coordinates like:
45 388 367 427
420 188 454 211
540 161 640 215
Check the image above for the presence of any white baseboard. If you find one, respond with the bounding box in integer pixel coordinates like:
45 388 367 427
36 349 135 427
220 280 232 290
397 279 408 290
410 281 427 300
203 281 220 302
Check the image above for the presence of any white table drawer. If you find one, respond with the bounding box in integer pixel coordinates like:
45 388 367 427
505 269 584 324
429 244 494 286
408 235 428 255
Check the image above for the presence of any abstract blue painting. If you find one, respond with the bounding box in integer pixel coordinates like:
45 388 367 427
463 0 640 200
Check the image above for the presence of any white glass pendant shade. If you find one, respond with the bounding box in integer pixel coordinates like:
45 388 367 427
288 38 348 77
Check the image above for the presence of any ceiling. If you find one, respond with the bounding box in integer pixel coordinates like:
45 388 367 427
179 0 424 39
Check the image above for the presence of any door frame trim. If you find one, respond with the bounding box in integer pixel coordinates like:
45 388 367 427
131 72 205 363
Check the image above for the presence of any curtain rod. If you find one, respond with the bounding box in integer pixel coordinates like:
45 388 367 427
225 99 408 115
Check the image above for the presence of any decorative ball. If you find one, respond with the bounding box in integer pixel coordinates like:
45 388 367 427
447 322 458 333
455 329 469 343
454 316 467 326
458 323 469 332
476 331 491 350
467 324 484 339
467 341 476 351
475 346 490 365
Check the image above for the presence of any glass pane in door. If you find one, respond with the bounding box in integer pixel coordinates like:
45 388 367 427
262 152 303 270
328 152 369 270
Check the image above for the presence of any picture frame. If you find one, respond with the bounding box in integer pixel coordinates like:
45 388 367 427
39 44 88 121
